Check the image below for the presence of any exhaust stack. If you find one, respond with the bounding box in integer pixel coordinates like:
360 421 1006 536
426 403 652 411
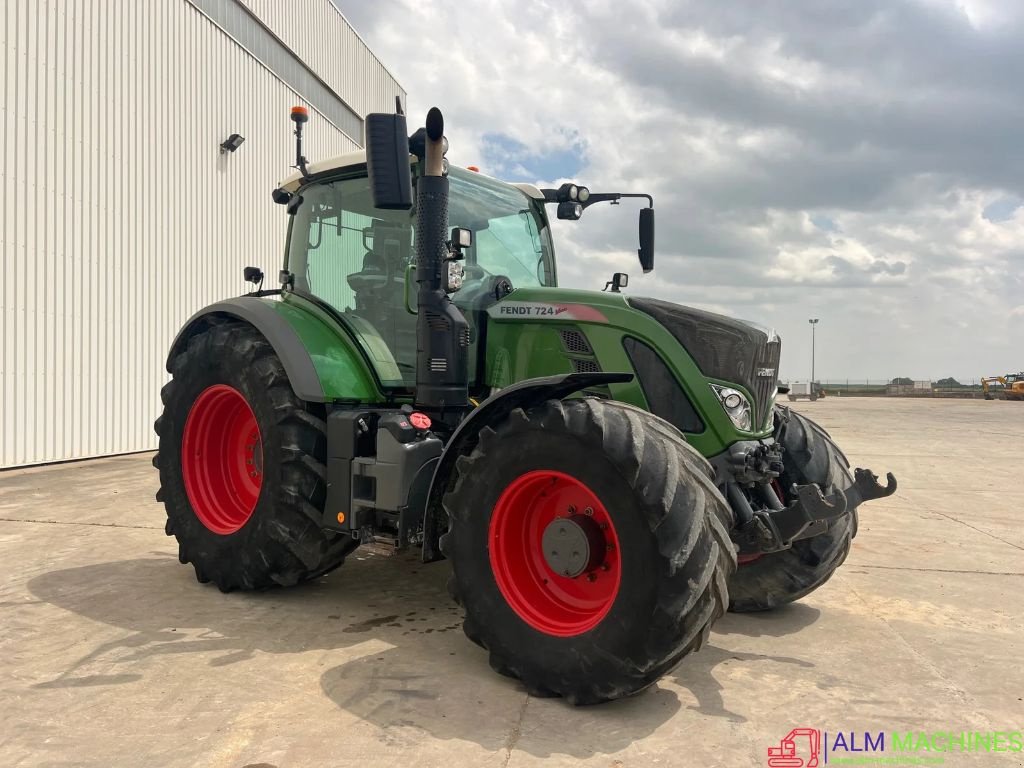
413 108 469 417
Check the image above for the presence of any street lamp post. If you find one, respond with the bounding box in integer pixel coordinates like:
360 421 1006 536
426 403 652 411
809 318 819 386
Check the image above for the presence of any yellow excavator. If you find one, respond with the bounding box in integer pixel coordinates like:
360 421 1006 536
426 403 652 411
981 372 1024 401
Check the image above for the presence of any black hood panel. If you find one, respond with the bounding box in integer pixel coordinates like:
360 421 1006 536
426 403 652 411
629 297 780 429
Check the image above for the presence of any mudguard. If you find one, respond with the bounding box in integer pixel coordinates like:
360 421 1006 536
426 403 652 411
421 371 633 562
166 298 325 402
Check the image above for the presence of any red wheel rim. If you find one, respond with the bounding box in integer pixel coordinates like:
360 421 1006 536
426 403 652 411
488 470 621 637
181 384 263 534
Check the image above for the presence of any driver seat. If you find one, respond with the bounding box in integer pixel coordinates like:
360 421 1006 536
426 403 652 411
346 219 414 375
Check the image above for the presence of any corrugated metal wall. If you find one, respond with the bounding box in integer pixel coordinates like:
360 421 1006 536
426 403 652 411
0 0 404 467
237 0 402 120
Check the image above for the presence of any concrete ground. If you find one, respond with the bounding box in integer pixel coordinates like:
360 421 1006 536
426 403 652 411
1 398 1022 767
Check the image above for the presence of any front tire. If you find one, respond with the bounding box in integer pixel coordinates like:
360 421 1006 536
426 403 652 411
728 405 856 612
153 320 357 591
443 398 735 704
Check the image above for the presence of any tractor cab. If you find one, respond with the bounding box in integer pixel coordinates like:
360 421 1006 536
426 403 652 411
281 161 555 390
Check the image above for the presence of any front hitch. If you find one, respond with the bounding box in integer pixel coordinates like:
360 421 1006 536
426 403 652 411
844 468 898 509
736 468 897 554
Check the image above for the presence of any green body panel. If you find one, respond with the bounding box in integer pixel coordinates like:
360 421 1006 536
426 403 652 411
484 286 771 456
259 284 764 457
270 293 385 403
264 283 768 455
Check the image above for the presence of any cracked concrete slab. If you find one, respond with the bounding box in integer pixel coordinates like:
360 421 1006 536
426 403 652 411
0 398 1021 767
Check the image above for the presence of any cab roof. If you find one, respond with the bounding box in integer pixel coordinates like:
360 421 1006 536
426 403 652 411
278 149 545 200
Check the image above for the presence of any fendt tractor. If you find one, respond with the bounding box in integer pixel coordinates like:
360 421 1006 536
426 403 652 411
154 104 896 704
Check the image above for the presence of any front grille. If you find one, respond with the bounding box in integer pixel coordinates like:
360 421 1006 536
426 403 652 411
753 339 781 429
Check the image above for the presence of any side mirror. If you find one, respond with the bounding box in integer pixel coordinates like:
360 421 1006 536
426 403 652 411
638 207 655 273
365 113 413 210
604 272 629 293
243 266 264 285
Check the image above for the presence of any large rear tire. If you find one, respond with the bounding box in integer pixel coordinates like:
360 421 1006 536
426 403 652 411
442 398 735 704
153 320 357 591
728 405 857 612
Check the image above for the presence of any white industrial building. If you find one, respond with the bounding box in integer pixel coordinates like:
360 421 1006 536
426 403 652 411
1 0 404 467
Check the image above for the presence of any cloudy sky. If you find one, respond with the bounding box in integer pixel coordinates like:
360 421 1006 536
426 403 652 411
336 0 1023 381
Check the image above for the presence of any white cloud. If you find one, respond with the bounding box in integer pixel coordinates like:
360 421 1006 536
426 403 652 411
336 0 1024 380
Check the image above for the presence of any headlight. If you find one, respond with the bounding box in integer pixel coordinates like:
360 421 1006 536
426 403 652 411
711 384 752 431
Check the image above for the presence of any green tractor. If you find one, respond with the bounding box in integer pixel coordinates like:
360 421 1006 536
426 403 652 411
154 104 895 704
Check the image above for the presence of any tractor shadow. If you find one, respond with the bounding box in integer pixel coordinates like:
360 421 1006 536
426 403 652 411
28 553 823 758
25 549 463 671
667 604 822 723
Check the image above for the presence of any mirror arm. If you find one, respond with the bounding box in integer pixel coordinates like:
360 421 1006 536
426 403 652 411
538 190 654 209
580 192 653 210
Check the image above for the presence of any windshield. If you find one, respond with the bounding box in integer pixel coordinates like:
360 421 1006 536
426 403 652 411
447 168 555 287
286 166 555 387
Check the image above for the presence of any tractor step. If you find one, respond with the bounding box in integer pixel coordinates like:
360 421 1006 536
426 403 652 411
362 534 400 557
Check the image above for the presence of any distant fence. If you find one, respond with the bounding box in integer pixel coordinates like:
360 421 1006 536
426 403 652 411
813 380 989 398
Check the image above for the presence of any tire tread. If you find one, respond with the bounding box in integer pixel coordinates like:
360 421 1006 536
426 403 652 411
444 397 736 704
153 321 356 591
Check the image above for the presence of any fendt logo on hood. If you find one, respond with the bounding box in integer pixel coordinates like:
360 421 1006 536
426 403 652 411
499 304 566 317
488 302 609 323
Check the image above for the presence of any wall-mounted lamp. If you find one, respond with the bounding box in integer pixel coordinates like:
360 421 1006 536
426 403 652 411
220 133 245 153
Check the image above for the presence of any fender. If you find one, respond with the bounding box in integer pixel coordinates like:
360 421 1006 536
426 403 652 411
167 298 326 402
421 371 633 562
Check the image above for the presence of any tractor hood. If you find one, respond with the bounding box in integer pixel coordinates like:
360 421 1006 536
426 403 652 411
483 287 781 439
628 297 781 429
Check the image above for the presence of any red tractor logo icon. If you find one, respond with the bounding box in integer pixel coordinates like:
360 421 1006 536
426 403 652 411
768 728 821 767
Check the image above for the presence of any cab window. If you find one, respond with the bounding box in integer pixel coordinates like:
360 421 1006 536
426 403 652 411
285 168 556 388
